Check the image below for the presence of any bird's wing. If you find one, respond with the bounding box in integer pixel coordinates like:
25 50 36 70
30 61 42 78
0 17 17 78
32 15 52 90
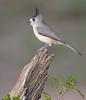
37 24 61 41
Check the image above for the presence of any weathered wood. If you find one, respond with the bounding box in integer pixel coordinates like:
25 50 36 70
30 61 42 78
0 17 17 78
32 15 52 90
9 49 54 100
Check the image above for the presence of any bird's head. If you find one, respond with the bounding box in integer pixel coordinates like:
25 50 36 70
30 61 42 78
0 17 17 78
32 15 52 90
29 8 43 27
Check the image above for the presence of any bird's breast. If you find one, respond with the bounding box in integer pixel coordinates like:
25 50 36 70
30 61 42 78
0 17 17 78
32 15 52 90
33 27 56 44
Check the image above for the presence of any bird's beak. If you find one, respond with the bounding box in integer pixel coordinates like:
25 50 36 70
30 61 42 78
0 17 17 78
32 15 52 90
33 8 39 17
26 18 30 24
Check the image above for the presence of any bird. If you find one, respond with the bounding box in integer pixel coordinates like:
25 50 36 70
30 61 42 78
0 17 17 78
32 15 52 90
28 8 82 56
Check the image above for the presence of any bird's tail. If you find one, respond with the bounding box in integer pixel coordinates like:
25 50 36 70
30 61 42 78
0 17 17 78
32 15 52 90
58 40 82 56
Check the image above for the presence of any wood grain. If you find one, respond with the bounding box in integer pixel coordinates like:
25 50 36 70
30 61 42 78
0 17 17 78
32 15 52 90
9 49 54 100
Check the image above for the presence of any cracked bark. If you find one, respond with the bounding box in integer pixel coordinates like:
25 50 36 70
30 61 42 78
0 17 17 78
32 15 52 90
9 49 54 100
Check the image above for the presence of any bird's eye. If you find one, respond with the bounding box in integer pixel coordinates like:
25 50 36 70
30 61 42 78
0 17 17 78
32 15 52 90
32 18 35 21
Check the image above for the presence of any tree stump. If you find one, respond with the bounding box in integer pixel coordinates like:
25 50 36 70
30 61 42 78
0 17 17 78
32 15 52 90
9 49 54 100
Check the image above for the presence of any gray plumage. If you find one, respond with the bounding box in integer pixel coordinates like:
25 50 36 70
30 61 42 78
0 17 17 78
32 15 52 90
37 22 61 41
29 8 82 56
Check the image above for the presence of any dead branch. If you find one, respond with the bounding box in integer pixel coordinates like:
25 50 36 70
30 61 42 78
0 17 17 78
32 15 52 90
9 49 54 100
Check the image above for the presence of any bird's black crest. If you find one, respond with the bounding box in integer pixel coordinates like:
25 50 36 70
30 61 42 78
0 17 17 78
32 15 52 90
33 8 39 17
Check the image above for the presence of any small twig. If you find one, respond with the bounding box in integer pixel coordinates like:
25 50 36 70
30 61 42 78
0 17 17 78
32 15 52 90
57 89 69 100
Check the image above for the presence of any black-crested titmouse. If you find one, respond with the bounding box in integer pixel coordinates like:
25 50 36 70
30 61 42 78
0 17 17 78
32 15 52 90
28 8 82 56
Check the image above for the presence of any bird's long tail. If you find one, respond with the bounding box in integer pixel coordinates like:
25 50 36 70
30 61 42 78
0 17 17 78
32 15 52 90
58 40 82 56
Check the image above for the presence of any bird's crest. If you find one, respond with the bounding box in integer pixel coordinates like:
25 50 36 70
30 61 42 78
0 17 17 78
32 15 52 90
33 8 39 17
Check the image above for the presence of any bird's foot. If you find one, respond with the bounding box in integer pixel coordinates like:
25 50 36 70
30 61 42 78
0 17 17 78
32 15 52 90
37 45 49 52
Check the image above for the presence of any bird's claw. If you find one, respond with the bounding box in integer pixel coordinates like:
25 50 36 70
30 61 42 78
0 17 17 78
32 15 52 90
37 45 49 52
37 47 45 52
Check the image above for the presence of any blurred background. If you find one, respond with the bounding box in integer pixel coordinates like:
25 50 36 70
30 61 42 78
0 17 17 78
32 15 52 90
0 0 86 100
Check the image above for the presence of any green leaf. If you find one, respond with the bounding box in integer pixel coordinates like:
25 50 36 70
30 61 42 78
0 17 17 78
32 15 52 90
2 94 11 100
58 76 84 99
12 96 20 100
51 76 62 85
42 92 51 100
2 95 20 100
65 76 77 89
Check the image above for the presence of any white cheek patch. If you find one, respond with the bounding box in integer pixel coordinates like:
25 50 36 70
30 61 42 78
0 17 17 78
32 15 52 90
30 18 32 21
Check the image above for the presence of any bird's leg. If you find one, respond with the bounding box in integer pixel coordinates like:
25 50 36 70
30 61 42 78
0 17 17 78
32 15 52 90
37 44 50 52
